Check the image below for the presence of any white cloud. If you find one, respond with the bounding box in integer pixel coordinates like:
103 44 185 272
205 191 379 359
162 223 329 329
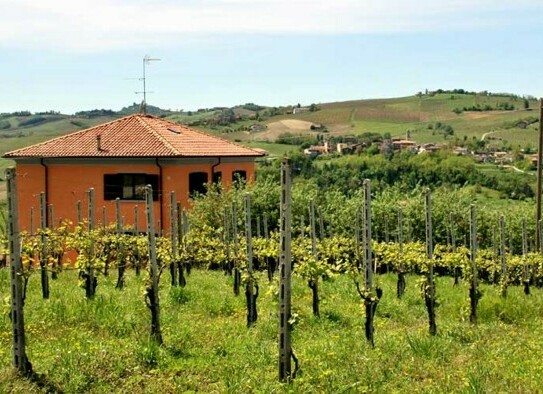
0 0 541 52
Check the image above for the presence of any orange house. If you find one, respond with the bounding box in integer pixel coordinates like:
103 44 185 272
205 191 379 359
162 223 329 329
3 114 265 234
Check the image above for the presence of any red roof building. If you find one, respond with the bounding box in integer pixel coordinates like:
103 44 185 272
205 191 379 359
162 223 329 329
4 114 265 233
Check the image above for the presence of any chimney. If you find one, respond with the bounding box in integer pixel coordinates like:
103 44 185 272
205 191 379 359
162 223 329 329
96 135 102 151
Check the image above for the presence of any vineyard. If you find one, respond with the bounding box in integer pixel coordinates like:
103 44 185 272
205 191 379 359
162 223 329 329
2 162 543 391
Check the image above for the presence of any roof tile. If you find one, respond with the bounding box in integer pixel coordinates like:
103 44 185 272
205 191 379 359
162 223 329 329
4 114 265 158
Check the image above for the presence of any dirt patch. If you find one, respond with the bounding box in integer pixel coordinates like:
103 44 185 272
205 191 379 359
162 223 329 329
254 119 317 141
463 112 493 119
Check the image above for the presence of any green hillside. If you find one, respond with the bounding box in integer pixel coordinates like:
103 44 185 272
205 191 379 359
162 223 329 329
0 91 540 180
257 93 539 148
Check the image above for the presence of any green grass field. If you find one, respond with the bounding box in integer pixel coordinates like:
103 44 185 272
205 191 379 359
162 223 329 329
1 268 542 392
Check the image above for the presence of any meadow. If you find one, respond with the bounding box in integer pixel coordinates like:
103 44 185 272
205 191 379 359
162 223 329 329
1 268 542 393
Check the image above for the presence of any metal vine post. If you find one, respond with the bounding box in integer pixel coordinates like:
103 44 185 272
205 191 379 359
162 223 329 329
309 199 320 317
397 206 406 298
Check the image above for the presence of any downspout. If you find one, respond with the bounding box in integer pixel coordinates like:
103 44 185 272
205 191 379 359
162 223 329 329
211 157 221 183
156 158 164 234
40 158 49 226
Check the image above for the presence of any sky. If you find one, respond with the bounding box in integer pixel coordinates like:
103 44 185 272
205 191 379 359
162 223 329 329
1 0 543 114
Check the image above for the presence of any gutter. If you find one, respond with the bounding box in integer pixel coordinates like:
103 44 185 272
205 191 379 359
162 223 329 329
40 158 49 226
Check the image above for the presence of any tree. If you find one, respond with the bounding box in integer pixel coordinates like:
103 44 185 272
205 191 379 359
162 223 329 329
524 98 530 110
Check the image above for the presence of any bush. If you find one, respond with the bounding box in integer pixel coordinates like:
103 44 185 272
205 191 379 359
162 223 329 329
0 120 10 129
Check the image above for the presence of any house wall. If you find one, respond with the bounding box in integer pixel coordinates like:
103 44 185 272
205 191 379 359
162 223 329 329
14 157 256 235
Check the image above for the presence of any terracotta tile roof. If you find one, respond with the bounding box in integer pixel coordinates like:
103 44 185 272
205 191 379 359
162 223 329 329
4 114 265 158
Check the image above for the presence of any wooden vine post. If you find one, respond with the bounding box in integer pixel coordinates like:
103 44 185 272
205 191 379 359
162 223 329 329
424 189 437 336
317 206 325 240
169 192 178 287
308 199 320 317
522 219 530 295
29 207 34 236
279 157 297 381
177 205 187 287
499 215 507 298
397 207 406 298
232 202 241 295
77 200 82 225
355 179 381 347
145 185 163 345
115 198 126 289
244 193 258 326
224 205 232 276
39 192 50 299
6 168 32 376
469 204 481 324
85 188 97 299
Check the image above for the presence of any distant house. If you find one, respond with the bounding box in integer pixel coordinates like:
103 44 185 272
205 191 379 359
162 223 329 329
304 145 328 158
4 114 265 233
293 107 310 114
453 147 468 155
391 139 418 151
418 143 440 153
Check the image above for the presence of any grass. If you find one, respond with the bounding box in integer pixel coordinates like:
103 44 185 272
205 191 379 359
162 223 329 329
1 268 543 392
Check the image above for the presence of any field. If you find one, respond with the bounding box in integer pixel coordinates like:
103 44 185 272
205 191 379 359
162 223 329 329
260 94 539 147
1 268 543 392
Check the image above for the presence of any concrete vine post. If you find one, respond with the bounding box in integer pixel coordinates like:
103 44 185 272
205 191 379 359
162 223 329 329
39 192 49 299
145 185 163 345
244 193 258 326
6 168 33 376
424 189 437 336
469 204 481 324
279 158 297 381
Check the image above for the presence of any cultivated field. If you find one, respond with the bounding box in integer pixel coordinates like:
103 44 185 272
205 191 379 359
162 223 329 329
1 269 542 393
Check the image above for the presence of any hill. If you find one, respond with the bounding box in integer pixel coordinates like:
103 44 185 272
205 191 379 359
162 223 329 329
0 91 540 177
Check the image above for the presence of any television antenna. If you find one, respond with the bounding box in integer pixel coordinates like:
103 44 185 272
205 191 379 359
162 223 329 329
134 55 161 114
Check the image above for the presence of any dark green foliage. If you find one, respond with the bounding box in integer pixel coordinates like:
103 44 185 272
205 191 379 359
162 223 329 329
18 116 48 127
0 120 10 130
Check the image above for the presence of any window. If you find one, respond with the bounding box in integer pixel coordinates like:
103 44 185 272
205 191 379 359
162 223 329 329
104 174 159 201
189 172 208 196
232 170 247 185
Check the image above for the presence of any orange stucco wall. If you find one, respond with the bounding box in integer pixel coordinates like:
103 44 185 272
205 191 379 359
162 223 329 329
15 158 256 235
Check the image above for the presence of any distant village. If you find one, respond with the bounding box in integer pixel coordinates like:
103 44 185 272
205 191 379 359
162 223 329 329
303 136 538 169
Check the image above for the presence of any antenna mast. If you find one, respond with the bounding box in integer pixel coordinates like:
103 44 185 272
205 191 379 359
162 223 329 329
135 55 161 114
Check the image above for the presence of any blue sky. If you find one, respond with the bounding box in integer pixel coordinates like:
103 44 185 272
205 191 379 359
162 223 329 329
1 0 542 114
